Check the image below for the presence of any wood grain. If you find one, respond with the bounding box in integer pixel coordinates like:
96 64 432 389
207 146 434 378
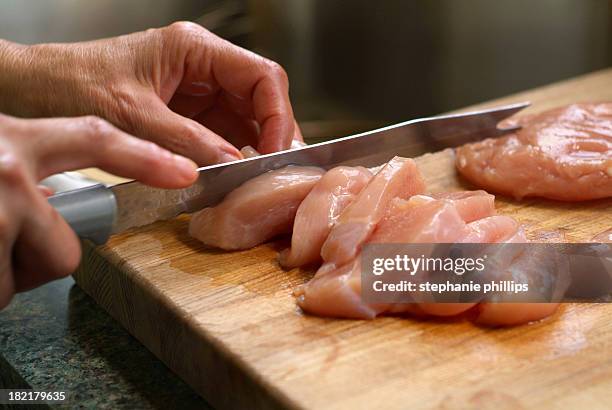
74 68 612 409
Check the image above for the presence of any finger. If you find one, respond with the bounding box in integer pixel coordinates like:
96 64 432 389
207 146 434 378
250 73 295 153
20 116 198 188
0 209 16 309
193 106 259 149
123 98 242 165
166 23 295 153
38 185 54 197
0 153 25 307
13 182 82 292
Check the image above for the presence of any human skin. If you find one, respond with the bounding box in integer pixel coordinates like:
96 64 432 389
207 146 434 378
0 113 199 308
0 21 302 165
0 22 301 308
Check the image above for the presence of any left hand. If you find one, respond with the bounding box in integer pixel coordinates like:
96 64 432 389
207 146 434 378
0 22 303 165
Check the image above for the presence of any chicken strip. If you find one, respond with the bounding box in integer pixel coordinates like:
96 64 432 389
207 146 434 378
319 157 426 271
279 166 372 269
189 166 324 250
297 193 500 319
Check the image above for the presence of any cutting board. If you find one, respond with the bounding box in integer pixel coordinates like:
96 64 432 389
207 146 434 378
74 69 612 409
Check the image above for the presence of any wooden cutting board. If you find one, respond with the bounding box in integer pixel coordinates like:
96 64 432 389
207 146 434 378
74 69 612 410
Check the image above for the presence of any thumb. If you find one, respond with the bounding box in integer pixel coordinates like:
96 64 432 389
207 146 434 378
127 97 243 165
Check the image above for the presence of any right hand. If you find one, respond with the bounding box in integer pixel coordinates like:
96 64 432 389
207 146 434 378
0 113 198 309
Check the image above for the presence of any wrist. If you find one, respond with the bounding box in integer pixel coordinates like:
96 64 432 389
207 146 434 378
0 41 96 118
0 40 31 116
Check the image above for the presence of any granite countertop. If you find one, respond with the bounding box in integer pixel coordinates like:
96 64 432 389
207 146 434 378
0 277 212 409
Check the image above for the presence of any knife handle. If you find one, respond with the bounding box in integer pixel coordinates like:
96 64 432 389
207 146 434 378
48 184 117 245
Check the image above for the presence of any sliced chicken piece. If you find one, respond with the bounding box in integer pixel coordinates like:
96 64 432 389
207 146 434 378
298 190 564 325
189 166 324 250
279 166 372 269
456 103 612 201
459 216 519 243
298 193 490 319
295 259 385 319
473 230 570 326
474 303 561 326
431 190 495 223
319 157 425 270
369 197 482 317
370 196 471 244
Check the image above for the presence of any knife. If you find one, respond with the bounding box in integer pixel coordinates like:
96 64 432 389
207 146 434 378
48 102 529 245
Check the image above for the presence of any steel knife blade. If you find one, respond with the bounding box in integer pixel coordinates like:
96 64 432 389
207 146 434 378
48 102 529 244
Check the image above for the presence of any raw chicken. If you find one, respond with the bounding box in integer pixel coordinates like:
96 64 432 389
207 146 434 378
474 303 561 326
456 103 612 201
472 230 570 326
297 192 506 319
460 216 519 243
189 166 324 250
297 189 567 325
431 191 495 223
279 166 373 268
319 157 426 271
294 259 384 319
370 191 497 244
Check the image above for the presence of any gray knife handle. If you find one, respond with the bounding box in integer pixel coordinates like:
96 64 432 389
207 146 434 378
48 184 117 245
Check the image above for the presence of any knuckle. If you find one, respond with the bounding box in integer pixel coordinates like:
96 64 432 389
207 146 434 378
140 142 166 167
265 60 289 84
0 151 28 186
83 115 111 134
166 21 204 37
158 122 196 155
80 116 115 146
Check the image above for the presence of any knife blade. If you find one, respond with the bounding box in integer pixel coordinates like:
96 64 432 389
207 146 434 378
48 101 529 244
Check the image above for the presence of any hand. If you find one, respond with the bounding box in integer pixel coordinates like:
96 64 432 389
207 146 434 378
0 22 302 165
0 113 197 308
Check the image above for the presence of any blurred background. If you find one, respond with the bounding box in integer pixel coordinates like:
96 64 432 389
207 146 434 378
0 0 611 140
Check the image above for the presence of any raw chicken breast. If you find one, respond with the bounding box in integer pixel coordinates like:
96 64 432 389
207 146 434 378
297 193 503 319
189 166 324 250
295 259 385 319
297 190 565 325
473 230 570 326
369 197 471 244
456 103 612 201
474 303 561 326
431 191 495 223
319 157 425 270
279 166 373 268
460 216 519 243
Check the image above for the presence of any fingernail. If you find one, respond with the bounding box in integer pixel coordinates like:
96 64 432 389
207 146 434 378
220 152 241 163
173 154 198 181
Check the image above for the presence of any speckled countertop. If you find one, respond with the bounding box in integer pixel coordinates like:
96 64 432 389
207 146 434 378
0 277 212 409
